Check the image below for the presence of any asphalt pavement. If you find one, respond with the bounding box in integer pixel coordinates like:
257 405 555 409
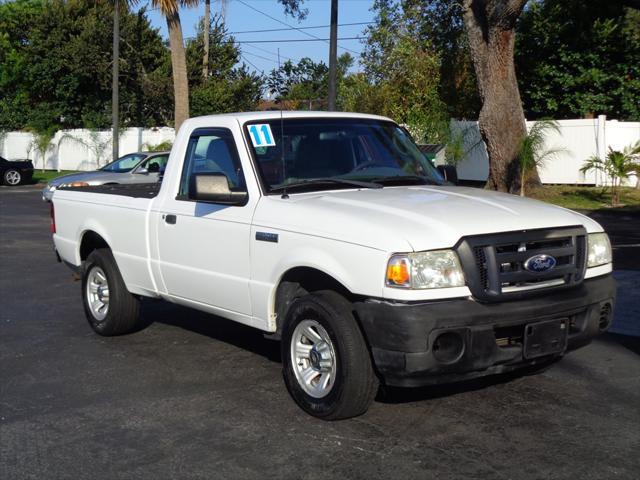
1 186 639 480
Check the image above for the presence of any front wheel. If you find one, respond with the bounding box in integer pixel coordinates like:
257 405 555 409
282 291 378 420
81 248 143 336
3 169 22 186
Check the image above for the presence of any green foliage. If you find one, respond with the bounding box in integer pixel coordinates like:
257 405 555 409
342 32 448 144
191 67 263 115
361 0 639 122
444 124 478 166
32 169 79 184
0 0 171 131
531 185 640 210
186 16 240 87
277 0 308 20
28 127 57 171
268 57 330 108
517 0 640 121
517 120 563 196
187 16 264 115
143 140 173 152
362 0 480 120
580 141 640 206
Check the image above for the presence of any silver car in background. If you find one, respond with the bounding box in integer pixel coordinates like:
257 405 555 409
42 151 169 201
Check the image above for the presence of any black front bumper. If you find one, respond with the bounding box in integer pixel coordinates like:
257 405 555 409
355 274 616 387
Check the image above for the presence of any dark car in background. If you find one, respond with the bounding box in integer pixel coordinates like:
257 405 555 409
1 156 34 186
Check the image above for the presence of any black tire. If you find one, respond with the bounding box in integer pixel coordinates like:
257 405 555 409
81 248 142 336
3 169 22 186
281 290 378 420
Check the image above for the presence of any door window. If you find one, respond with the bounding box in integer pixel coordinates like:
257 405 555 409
100 153 147 172
178 129 246 199
139 154 169 173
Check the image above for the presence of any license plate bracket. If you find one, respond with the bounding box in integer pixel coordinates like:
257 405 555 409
523 318 568 359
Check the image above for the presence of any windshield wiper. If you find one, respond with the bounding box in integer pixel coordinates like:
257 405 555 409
270 177 383 196
370 175 440 186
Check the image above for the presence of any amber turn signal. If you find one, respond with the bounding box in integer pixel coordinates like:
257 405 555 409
386 256 411 287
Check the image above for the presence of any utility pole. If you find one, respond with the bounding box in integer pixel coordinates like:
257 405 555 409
327 0 338 111
112 0 120 163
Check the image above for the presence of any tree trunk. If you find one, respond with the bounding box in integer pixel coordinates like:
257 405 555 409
112 0 120 162
462 0 529 193
203 0 210 79
166 11 190 132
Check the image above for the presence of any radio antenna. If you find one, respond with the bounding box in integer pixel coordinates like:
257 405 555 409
278 48 288 199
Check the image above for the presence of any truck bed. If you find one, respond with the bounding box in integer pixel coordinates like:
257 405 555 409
59 183 161 199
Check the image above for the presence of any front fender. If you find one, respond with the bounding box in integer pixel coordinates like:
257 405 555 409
250 228 390 329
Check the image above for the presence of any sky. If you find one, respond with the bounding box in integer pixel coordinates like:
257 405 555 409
145 0 376 77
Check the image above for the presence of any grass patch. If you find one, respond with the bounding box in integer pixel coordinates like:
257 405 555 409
32 170 79 184
530 185 640 210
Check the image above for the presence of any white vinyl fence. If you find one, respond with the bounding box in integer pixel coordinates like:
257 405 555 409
1 117 638 185
0 127 175 171
447 116 640 186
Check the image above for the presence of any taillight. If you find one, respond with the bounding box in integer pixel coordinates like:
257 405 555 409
50 203 56 234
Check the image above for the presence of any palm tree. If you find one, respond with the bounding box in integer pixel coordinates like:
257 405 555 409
517 120 564 197
29 129 57 172
203 0 210 79
581 141 640 206
151 0 200 131
112 0 122 163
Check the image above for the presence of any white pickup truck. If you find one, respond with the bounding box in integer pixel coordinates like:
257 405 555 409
52 111 616 420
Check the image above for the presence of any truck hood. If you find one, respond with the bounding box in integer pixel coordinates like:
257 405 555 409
253 186 602 252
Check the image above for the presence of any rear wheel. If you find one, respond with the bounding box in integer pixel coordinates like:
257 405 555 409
282 290 378 420
82 248 142 336
3 169 22 186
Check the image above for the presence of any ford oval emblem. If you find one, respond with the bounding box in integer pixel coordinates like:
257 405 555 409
524 254 557 273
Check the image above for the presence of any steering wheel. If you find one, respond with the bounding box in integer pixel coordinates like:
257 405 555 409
351 161 387 173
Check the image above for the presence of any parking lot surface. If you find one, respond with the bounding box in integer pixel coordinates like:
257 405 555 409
1 187 639 479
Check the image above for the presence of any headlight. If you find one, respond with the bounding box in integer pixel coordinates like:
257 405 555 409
59 181 89 188
587 232 612 267
386 250 465 289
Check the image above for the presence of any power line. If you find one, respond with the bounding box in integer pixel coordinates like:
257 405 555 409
242 43 295 62
230 21 374 35
185 35 363 45
235 0 359 55
240 54 262 73
236 37 363 44
242 50 280 64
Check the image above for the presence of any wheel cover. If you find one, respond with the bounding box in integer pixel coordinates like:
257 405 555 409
86 266 110 321
5 170 20 185
290 319 337 398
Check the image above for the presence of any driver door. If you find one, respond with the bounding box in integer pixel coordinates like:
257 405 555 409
154 128 254 317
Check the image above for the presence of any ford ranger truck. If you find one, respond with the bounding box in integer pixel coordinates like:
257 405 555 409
51 112 617 420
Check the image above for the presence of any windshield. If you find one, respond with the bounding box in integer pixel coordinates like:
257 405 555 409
100 153 147 173
245 118 443 193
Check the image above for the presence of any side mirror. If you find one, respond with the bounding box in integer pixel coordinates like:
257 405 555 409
436 165 458 185
189 172 248 205
136 167 149 174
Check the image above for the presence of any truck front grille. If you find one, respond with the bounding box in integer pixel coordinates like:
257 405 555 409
455 226 587 302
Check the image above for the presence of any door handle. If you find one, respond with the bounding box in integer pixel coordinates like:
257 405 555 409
163 214 177 225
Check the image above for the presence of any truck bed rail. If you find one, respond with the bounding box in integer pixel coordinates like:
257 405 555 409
58 183 161 199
